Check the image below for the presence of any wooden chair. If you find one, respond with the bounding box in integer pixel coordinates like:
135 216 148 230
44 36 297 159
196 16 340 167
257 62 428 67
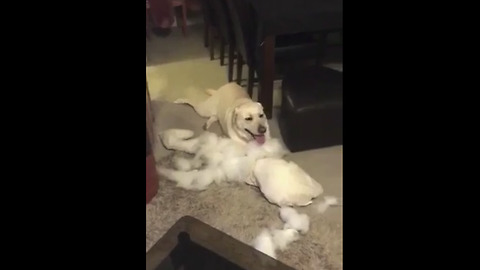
172 0 188 36
199 0 217 58
146 0 150 39
226 0 322 96
210 0 236 81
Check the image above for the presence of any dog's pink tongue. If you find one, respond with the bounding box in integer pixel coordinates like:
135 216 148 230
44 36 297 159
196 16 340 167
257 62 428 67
255 135 266 145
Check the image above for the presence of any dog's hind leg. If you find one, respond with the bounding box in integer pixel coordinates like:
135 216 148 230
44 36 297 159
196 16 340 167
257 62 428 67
173 98 191 105
175 94 218 118
173 98 209 116
192 97 218 118
161 129 195 139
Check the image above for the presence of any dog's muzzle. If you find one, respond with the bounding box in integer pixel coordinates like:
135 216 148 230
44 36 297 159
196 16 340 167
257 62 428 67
245 128 266 145
258 125 267 134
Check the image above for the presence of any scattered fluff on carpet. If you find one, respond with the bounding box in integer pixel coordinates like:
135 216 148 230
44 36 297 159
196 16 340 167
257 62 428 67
253 207 306 258
253 228 278 259
146 100 343 270
317 196 341 213
279 207 310 234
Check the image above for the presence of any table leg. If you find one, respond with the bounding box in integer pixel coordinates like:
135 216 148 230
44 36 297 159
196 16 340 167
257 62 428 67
259 35 275 119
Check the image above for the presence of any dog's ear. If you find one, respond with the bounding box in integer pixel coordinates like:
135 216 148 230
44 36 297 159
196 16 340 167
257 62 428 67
257 102 264 109
231 107 239 125
234 107 242 115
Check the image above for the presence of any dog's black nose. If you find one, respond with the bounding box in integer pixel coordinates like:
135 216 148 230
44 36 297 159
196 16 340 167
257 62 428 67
258 125 267 134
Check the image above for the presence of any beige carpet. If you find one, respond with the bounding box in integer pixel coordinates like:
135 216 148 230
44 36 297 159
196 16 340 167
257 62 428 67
146 24 342 270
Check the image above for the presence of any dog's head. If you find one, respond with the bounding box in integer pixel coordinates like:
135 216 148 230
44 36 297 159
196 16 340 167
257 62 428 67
233 102 269 145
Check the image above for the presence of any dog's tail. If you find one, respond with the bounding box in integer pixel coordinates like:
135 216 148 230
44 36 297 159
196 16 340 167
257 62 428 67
205 89 217 96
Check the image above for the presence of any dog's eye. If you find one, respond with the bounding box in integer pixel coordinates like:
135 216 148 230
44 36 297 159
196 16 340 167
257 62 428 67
245 117 253 121
259 114 264 118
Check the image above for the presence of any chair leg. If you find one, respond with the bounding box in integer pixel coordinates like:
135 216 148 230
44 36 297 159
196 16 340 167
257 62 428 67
228 43 235 82
209 26 215 60
220 39 225 66
146 8 150 40
181 3 187 36
204 22 209 47
247 66 254 97
236 55 243 85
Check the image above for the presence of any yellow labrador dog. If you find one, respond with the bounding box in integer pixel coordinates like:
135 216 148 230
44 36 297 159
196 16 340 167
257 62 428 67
174 82 270 145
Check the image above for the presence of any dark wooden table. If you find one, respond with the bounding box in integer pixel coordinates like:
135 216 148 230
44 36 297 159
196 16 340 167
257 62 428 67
146 216 295 270
243 0 343 118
